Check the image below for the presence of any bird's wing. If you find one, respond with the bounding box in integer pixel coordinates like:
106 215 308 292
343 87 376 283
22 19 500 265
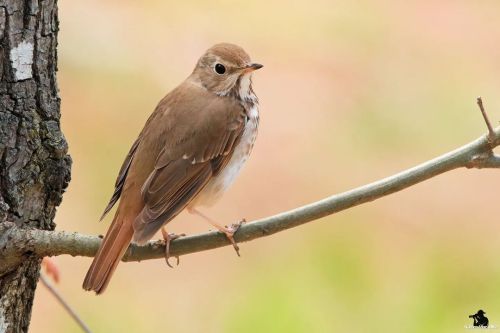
100 136 141 221
132 92 246 243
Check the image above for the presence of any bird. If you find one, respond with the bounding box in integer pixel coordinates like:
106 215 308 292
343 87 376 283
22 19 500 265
82 43 262 294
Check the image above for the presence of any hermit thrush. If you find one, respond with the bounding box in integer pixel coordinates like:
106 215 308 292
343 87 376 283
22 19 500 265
83 43 262 294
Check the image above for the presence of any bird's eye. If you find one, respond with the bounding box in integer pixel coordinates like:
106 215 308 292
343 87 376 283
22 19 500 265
214 63 226 75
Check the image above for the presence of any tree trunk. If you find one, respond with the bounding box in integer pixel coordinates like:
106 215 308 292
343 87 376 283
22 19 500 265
0 0 70 332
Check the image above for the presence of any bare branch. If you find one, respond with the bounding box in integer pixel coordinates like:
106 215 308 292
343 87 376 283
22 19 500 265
2 125 500 266
477 97 496 144
39 274 93 333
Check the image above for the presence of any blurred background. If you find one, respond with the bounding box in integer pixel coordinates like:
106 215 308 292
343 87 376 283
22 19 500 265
31 0 500 332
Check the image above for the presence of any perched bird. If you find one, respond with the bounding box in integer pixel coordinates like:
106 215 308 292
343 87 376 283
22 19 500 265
83 43 262 294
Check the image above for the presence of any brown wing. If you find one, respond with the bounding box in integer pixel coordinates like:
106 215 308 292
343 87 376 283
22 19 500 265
132 95 246 243
100 137 141 221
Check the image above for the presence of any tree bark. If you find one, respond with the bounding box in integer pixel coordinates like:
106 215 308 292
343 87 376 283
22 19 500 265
0 1 70 332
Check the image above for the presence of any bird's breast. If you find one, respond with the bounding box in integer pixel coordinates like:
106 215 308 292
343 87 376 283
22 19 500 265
191 104 259 207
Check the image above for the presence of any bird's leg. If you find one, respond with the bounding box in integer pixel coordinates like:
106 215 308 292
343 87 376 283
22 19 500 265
187 207 245 256
161 228 185 268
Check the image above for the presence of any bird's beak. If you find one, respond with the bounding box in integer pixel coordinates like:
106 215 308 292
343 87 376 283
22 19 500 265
243 63 263 73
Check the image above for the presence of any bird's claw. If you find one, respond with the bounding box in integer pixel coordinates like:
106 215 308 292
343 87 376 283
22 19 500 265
223 218 246 257
161 230 186 268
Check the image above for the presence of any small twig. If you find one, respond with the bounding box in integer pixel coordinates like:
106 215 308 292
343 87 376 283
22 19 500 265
39 274 93 333
476 97 496 144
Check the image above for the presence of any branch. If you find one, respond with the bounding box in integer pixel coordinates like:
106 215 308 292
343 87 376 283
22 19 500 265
40 273 93 333
2 108 500 269
477 97 496 144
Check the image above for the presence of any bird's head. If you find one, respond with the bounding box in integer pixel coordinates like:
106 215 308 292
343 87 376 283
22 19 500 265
191 43 263 98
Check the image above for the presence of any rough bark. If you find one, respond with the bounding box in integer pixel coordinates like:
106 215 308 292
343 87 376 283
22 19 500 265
0 1 70 332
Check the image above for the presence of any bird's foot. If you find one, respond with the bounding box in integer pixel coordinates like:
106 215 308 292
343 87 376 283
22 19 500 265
187 207 246 256
221 218 246 257
161 229 186 268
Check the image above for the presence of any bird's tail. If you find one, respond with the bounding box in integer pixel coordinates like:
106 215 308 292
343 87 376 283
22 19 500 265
82 209 134 294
